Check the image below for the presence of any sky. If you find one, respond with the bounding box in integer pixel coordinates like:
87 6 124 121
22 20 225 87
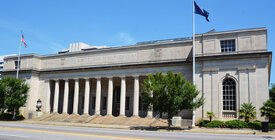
0 0 275 85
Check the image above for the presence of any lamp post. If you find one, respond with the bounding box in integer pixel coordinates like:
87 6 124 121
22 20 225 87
36 99 42 111
35 99 43 118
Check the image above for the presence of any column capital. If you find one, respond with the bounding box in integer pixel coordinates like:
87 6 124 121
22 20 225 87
132 75 139 78
120 76 126 79
95 77 101 80
84 78 91 80
74 79 79 82
106 76 113 79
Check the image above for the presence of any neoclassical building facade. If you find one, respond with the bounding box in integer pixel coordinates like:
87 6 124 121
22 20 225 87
2 28 272 122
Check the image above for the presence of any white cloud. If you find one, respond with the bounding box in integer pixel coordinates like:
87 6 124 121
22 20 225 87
117 32 135 45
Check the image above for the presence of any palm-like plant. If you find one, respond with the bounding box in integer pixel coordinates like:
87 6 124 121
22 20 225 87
239 103 256 122
207 112 216 122
260 100 275 123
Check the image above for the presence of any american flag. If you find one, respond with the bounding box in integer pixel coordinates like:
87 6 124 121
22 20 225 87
21 34 27 48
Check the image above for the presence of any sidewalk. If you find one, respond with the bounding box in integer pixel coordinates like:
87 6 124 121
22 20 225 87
6 120 274 135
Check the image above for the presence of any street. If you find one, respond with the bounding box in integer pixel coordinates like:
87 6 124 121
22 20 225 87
0 122 273 140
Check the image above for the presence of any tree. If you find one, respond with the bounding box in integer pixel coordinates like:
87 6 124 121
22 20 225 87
0 80 7 115
260 100 275 123
207 112 216 122
1 77 29 119
239 103 256 122
141 71 204 127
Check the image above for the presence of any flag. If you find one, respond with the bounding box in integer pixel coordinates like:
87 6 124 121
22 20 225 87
194 1 209 22
21 33 27 48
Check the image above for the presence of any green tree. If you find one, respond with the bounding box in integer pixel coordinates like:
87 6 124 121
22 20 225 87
270 84 275 102
1 77 29 119
260 100 275 123
239 103 256 122
207 112 216 122
0 80 7 116
141 71 204 127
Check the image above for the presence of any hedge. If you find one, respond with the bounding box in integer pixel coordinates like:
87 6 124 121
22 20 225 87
225 120 248 128
197 119 275 130
205 120 225 128
0 113 25 120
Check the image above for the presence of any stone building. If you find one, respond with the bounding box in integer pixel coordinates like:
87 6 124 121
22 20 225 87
2 27 272 122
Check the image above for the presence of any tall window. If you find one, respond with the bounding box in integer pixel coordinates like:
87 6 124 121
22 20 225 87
221 40 235 52
223 78 236 111
15 60 20 69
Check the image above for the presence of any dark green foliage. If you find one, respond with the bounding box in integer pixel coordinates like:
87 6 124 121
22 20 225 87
225 120 248 128
247 122 262 130
0 112 13 120
0 76 29 119
196 120 210 127
239 103 256 122
260 100 275 123
141 71 204 127
15 114 25 120
269 123 275 129
0 112 24 120
205 120 225 128
196 119 275 130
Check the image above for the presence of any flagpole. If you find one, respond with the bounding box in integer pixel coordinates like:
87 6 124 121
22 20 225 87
16 31 22 79
192 0 196 127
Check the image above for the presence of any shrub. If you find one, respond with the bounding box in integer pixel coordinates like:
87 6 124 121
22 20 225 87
248 122 262 130
197 120 210 127
0 113 24 120
225 120 248 128
207 112 216 122
0 113 13 120
239 103 257 122
205 120 225 128
15 114 24 120
269 123 275 130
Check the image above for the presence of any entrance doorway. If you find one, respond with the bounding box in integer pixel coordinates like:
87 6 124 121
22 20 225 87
112 86 120 116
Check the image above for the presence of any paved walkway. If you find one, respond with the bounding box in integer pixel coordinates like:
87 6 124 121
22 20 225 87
4 120 274 135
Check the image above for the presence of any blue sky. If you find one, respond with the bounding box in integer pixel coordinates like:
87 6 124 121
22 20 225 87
0 0 275 85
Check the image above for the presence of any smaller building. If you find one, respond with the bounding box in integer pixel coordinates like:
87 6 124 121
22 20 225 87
0 54 16 79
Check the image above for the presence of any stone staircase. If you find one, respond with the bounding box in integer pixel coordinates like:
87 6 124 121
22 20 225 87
32 113 169 127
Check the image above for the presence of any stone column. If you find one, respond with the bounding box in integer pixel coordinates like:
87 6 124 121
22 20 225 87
147 92 153 118
53 80 59 113
107 77 113 116
133 76 139 117
63 80 69 114
83 79 90 115
73 79 79 114
120 76 126 116
45 80 51 113
95 78 101 115
147 107 153 118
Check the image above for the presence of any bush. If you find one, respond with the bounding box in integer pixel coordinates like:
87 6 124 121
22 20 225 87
225 120 248 128
0 113 24 120
269 123 275 130
248 122 262 130
197 120 210 127
15 114 25 120
0 113 13 120
205 120 225 128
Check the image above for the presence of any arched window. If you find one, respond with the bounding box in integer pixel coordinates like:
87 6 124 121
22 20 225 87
223 78 236 111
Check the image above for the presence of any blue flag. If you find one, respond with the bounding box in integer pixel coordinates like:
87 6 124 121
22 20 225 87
194 1 209 22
